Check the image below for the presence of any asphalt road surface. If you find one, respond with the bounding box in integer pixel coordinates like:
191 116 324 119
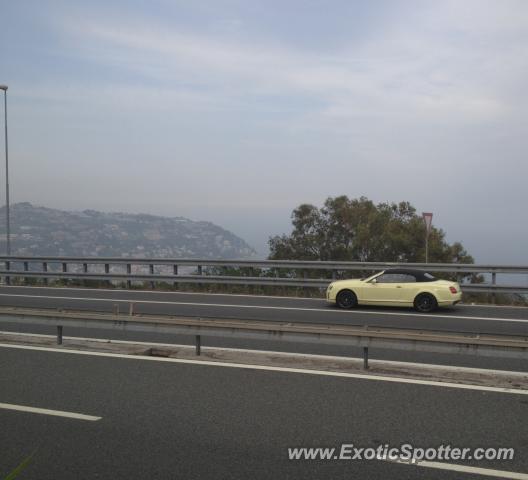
1 346 527 480
0 285 527 371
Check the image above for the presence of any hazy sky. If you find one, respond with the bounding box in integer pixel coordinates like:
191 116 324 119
1 0 527 261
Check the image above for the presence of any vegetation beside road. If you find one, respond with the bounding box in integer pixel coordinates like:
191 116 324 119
269 196 473 265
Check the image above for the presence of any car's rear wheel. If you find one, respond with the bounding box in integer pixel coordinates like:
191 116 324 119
336 290 357 309
414 293 438 313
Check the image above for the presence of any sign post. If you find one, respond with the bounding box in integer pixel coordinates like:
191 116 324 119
422 212 433 263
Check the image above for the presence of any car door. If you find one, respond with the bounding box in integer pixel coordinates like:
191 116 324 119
362 273 405 304
396 273 419 304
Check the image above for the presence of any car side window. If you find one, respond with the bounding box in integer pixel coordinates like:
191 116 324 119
376 274 402 283
400 274 417 283
376 273 417 283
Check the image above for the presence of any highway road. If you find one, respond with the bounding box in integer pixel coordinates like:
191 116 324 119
1 345 527 479
0 285 527 371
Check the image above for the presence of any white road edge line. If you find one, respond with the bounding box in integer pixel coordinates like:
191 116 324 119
0 342 527 395
0 285 321 302
0 293 526 323
0 402 101 421
385 457 528 480
2 285 528 310
0 330 526 377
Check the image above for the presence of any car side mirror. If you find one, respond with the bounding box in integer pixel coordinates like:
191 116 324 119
371 279 377 284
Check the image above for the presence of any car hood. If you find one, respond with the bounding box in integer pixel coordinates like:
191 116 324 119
328 279 364 287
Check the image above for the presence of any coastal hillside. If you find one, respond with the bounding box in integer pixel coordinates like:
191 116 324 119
0 203 256 259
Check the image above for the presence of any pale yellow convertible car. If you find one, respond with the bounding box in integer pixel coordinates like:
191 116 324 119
326 268 462 312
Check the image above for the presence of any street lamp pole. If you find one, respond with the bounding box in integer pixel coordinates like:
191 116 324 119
425 231 429 264
422 212 433 264
0 85 9 256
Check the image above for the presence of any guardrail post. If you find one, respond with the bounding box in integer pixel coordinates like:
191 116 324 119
57 326 63 345
43 262 48 285
491 272 497 305
23 261 29 285
301 270 308 296
82 263 88 287
149 264 155 289
197 265 203 290
62 262 68 285
105 263 111 288
195 335 201 356
126 264 131 289
5 260 10 285
363 347 369 369
173 264 178 289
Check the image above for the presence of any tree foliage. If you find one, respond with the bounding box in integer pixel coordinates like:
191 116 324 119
269 196 474 264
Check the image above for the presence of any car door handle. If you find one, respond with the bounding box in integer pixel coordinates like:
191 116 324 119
396 286 402 288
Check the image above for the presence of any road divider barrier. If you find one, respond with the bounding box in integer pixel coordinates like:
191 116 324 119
1 307 527 369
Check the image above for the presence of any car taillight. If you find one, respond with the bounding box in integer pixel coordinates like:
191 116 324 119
449 286 458 294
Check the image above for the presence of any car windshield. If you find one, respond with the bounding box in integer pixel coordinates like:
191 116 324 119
362 271 384 282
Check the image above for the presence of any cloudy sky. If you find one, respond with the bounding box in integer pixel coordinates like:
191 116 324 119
1 0 527 261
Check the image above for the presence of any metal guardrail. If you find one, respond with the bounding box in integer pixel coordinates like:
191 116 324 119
0 270 327 287
1 308 527 367
0 256 527 295
2 255 528 272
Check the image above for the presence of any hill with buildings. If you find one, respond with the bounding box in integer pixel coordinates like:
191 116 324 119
0 203 256 259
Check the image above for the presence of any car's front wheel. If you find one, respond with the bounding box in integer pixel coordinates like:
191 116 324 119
336 290 358 309
413 293 438 313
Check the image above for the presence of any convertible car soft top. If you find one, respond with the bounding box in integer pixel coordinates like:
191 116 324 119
375 268 436 282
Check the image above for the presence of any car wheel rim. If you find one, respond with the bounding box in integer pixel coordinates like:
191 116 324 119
339 293 353 307
418 297 431 311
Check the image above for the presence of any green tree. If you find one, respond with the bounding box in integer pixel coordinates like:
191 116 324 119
269 196 474 265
